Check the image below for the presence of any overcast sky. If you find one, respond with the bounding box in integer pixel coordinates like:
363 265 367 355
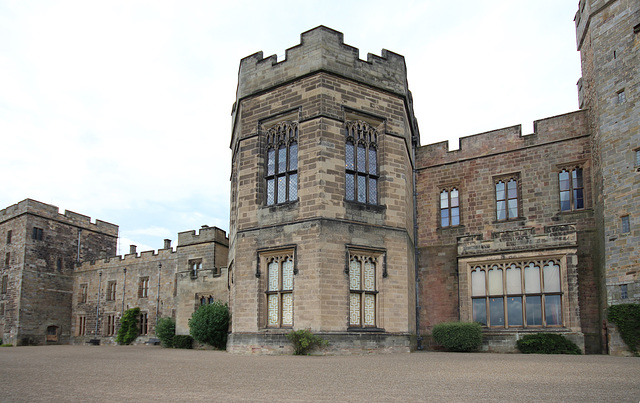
0 1 582 255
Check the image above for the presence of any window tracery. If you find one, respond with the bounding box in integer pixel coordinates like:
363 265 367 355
345 121 378 204
265 122 298 205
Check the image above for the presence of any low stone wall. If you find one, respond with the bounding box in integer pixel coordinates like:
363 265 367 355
227 332 414 355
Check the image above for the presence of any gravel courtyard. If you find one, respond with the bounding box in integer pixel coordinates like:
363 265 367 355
1 345 639 402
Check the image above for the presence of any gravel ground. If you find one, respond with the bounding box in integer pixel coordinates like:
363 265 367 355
1 345 639 402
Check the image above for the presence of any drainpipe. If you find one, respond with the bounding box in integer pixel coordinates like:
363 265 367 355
412 134 422 350
156 263 161 330
96 271 102 336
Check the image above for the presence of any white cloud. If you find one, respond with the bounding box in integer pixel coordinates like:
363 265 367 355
0 1 583 249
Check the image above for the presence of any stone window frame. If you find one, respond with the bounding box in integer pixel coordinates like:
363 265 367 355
1 275 8 294
79 283 88 303
616 89 626 104
46 325 59 342
4 252 9 268
6 230 11 244
189 259 202 278
139 311 148 335
558 166 585 212
345 120 379 205
104 313 117 336
138 277 149 298
257 246 297 329
32 227 43 241
346 246 386 330
264 121 299 206
621 215 631 234
439 185 461 228
460 253 571 330
0 302 5 316
77 315 87 336
196 294 215 308
633 148 640 172
106 281 117 301
494 173 521 221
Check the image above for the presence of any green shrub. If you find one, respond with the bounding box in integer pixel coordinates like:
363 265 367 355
431 322 483 352
1 343 13 347
116 307 140 345
188 301 230 349
156 317 176 348
173 335 193 349
608 303 640 356
286 329 328 355
516 333 581 354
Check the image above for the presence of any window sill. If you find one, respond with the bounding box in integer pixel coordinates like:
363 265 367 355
262 200 299 211
347 327 385 332
481 327 567 332
492 217 526 225
345 201 386 213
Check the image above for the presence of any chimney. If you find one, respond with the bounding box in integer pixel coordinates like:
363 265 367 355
129 245 137 254
164 239 171 249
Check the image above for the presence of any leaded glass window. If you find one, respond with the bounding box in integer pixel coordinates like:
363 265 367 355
345 121 378 204
265 254 294 327
496 177 519 220
349 252 379 328
559 167 584 211
440 188 460 227
265 122 298 205
470 259 563 328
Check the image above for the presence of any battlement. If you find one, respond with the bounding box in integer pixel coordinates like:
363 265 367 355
417 110 588 168
0 199 118 236
177 225 229 247
76 247 176 271
235 26 409 102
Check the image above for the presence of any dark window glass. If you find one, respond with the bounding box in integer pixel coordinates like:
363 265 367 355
265 122 298 205
345 121 378 205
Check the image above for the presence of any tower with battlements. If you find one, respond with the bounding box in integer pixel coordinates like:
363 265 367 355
228 26 420 353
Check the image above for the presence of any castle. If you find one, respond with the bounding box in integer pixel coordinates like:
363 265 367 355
1 0 637 354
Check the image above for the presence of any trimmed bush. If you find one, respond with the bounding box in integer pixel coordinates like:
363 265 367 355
188 301 230 349
431 322 483 352
116 307 140 345
516 333 581 354
607 303 640 356
173 335 193 349
286 329 328 355
156 317 176 348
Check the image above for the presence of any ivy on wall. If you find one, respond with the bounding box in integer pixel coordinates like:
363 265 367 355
608 303 640 356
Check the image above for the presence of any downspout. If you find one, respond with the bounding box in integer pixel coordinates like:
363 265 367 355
412 135 422 350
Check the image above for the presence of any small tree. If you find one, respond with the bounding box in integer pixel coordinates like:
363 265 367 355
432 322 483 352
286 329 328 355
189 301 230 349
156 317 176 348
116 307 140 345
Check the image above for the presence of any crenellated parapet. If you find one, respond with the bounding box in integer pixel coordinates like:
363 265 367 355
235 26 409 101
0 198 118 236
177 225 229 247
76 247 176 272
417 110 588 168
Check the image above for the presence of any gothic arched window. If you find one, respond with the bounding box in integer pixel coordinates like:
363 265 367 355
265 122 298 205
345 121 378 204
